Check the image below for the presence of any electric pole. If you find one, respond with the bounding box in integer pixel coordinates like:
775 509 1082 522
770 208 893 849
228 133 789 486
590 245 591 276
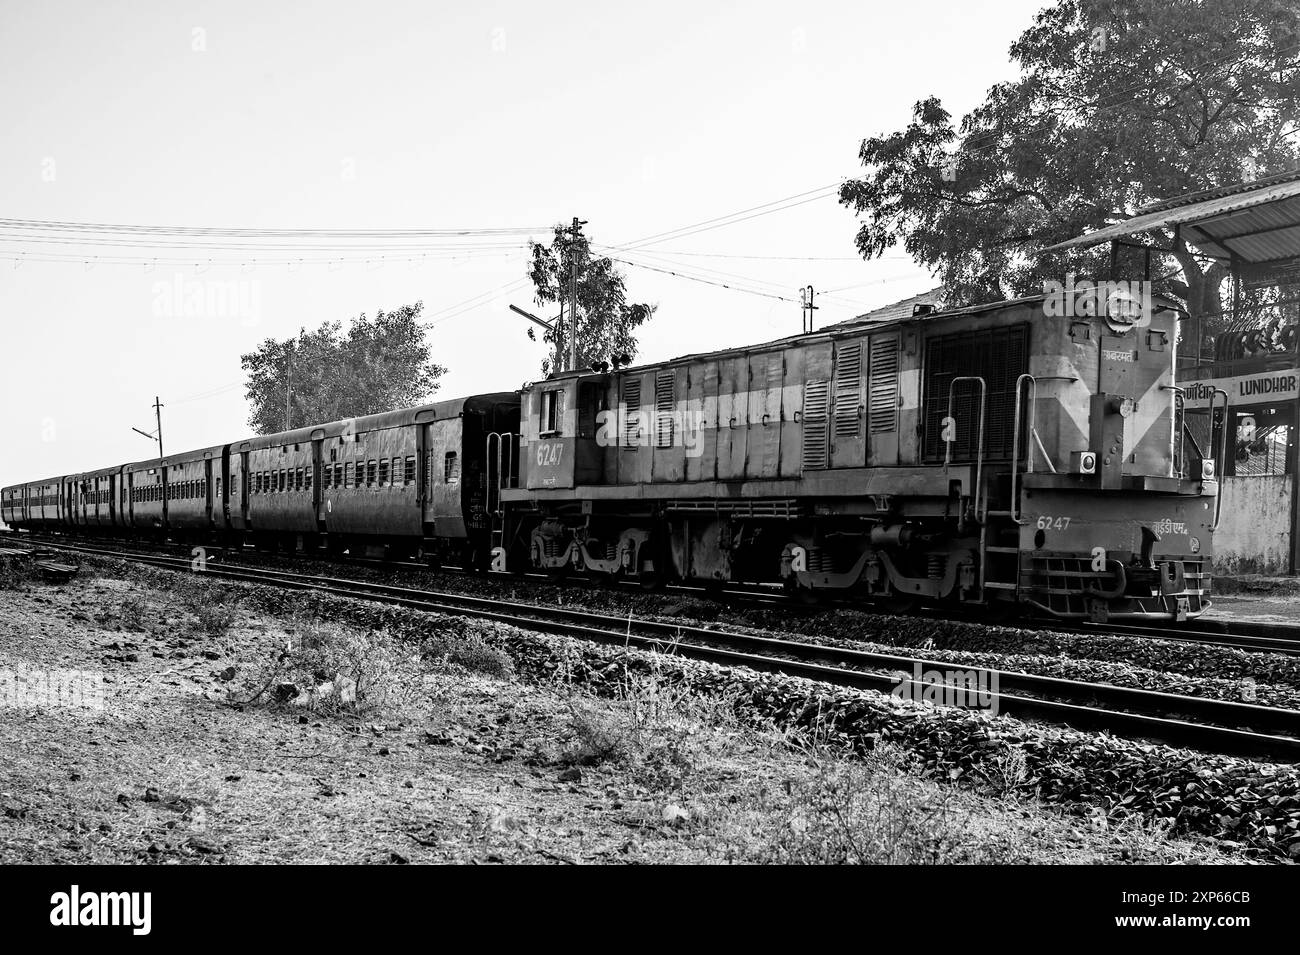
131 398 165 459
564 217 587 373
801 285 819 333
151 396 164 458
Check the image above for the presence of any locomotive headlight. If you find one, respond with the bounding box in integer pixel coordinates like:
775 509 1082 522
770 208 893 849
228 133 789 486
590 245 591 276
1202 459 1216 479
1072 450 1097 474
1189 536 1201 554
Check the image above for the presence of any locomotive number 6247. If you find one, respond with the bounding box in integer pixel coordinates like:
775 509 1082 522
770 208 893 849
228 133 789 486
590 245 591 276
536 441 564 467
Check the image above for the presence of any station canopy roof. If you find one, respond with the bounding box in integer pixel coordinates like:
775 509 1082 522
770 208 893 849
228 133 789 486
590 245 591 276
1044 169 1300 266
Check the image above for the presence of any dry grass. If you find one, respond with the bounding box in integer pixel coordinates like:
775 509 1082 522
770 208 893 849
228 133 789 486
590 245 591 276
0 556 36 590
0 571 1257 865
116 595 149 631
231 617 430 719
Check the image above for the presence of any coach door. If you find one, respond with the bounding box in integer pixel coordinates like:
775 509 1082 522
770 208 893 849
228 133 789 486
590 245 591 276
239 450 251 525
311 431 326 528
716 357 749 480
746 352 783 478
685 362 719 482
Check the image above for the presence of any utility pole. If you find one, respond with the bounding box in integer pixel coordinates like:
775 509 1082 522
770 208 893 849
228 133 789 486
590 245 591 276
153 396 165 458
131 398 165 459
563 217 587 373
284 344 293 431
800 285 819 333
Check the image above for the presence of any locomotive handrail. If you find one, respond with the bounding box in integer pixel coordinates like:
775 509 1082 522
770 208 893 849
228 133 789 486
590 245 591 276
485 431 517 517
1161 384 1185 478
1010 374 1037 526
1209 386 1228 532
1010 374 1076 524
944 376 987 523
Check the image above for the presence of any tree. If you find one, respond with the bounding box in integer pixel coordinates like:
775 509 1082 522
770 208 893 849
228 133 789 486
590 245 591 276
526 226 656 376
240 302 446 434
838 0 1300 352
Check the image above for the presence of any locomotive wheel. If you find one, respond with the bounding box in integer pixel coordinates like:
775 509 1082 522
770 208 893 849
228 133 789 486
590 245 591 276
636 558 667 591
783 577 821 605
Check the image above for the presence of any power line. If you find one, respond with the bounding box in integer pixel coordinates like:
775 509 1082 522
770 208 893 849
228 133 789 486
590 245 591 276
422 276 533 325
0 249 526 269
0 217 552 238
631 248 904 262
606 256 801 303
614 188 841 252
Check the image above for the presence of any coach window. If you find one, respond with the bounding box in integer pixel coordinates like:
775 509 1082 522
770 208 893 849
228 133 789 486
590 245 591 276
367 460 377 486
444 452 460 485
379 459 390 487
404 456 416 485
296 467 304 490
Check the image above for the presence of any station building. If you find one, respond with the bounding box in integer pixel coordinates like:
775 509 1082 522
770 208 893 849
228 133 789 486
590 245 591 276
1051 171 1300 574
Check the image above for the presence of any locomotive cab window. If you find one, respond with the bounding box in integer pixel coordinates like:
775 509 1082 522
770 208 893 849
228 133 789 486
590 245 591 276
540 389 565 436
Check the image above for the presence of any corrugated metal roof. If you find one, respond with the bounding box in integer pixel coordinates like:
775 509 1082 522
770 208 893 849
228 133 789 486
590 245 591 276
1137 169 1300 215
826 286 946 329
1044 175 1300 263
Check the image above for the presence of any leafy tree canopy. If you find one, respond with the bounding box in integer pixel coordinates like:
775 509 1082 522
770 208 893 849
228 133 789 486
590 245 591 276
839 0 1300 346
240 302 446 435
527 226 656 376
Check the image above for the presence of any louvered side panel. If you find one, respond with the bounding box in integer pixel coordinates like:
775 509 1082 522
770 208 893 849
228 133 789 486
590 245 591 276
833 342 862 437
868 335 899 434
655 371 674 449
621 379 643 448
801 379 829 470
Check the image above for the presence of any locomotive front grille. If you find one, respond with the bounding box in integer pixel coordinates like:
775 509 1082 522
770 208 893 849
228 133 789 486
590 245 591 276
1023 555 1208 618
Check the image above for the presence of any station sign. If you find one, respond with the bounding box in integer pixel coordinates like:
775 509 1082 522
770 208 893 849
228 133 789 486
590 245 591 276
1182 368 1300 407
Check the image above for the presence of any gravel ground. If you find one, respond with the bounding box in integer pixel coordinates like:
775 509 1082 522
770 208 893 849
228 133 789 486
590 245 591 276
198 550 1300 708
0 563 1260 865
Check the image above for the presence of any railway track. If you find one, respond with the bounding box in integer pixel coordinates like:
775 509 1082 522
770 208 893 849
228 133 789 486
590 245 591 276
10 527 1300 654
10 537 1300 762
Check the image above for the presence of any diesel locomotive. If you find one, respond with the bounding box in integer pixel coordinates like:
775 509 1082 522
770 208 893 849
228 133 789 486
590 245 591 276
2 290 1220 621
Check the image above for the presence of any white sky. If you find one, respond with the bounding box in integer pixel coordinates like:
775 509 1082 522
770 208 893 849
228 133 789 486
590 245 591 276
0 0 1046 486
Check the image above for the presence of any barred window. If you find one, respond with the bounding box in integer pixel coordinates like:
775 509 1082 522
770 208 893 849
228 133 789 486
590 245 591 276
444 452 460 484
404 456 416 484
378 459 390 487
366 460 377 486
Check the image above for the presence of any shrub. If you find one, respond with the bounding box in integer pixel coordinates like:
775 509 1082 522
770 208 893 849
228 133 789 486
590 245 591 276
0 556 35 590
420 627 514 679
118 596 148 631
235 619 430 719
752 743 1006 864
